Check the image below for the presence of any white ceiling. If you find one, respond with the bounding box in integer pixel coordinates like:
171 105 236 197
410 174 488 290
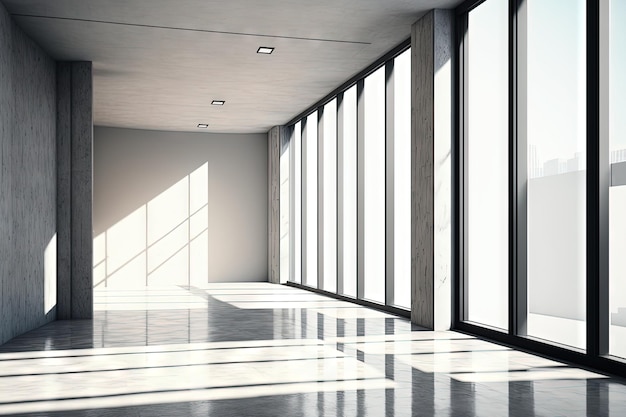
2 0 462 133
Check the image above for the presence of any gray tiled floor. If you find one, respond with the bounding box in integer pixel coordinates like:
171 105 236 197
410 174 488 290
1 283 625 416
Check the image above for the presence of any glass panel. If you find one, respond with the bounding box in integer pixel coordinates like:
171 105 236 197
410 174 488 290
292 121 302 283
466 0 509 329
323 99 338 293
304 113 318 287
526 0 586 349
393 49 411 309
609 0 626 359
280 127 290 284
363 67 386 303
341 86 358 298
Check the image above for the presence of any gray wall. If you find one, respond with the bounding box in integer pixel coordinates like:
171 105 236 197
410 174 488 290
0 3 57 345
94 127 268 287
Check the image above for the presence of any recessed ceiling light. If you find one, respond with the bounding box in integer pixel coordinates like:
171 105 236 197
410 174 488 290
211 100 225 106
257 46 274 54
197 124 209 128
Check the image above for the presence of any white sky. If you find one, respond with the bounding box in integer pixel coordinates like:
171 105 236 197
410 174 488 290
469 0 625 163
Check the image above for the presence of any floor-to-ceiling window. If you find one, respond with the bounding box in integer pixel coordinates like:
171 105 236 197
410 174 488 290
281 43 411 314
460 0 587 345
464 0 509 330
303 113 318 287
525 0 587 350
362 66 387 304
462 0 587 343
322 99 338 293
280 126 291 284
608 0 626 360
339 86 358 298
290 121 302 284
392 49 412 309
458 0 626 376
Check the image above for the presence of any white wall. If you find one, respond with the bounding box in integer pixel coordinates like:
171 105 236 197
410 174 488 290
528 171 586 321
610 185 626 356
93 127 268 287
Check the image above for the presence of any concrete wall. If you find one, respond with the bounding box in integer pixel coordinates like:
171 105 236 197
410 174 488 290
93 127 268 287
0 3 57 345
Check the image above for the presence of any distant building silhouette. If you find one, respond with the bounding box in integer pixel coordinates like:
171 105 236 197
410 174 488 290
529 144 543 179
611 149 626 164
532 151 588 178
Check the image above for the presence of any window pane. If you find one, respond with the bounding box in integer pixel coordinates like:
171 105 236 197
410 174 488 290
323 99 338 293
363 67 386 303
526 0 586 349
609 0 626 359
393 49 411 309
341 86 358 297
304 114 318 287
292 121 302 283
280 127 290 284
466 0 509 329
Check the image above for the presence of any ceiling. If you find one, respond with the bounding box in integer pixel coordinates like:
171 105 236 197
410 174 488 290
2 0 462 133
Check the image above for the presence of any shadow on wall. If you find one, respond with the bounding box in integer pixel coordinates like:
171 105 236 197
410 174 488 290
93 127 268 288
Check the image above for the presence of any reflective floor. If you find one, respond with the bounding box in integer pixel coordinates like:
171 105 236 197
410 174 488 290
1 283 625 416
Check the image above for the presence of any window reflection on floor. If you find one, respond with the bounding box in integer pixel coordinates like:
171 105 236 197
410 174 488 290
0 283 624 417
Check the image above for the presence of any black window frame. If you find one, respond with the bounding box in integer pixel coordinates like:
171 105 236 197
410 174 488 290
454 0 626 378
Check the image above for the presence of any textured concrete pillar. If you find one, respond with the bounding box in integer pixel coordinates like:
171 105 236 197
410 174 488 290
411 10 453 330
56 63 72 320
268 126 282 284
57 61 93 319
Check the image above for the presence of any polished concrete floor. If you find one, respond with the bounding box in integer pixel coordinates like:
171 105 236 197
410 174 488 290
1 283 625 416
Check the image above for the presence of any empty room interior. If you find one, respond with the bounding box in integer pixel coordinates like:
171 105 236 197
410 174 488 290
2 0 626 415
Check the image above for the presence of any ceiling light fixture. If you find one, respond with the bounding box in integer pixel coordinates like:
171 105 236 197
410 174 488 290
197 124 209 128
211 100 225 105
257 46 274 54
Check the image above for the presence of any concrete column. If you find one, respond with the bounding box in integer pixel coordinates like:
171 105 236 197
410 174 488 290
57 61 93 319
268 126 282 284
56 64 72 320
411 10 453 330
